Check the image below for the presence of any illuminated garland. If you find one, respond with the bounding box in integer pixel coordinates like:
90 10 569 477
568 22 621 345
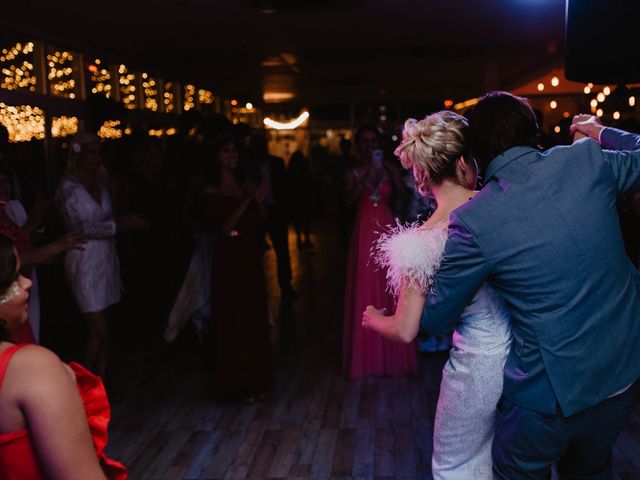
51 116 78 138
0 102 44 142
98 119 123 139
0 42 36 92
183 84 195 111
47 49 76 98
142 73 159 111
198 88 214 105
89 58 112 98
163 81 175 113
118 64 136 109
148 127 177 138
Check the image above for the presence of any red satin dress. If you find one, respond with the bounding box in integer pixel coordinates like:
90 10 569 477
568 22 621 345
0 344 127 479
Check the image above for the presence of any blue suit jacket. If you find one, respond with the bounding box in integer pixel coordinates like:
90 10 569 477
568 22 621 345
421 132 640 416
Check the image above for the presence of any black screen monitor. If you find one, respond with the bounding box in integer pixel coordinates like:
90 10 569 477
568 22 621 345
565 0 640 84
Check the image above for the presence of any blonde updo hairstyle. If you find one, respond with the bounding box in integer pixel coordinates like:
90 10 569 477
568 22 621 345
394 111 470 195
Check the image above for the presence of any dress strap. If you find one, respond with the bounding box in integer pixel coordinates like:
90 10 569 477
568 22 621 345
0 344 29 393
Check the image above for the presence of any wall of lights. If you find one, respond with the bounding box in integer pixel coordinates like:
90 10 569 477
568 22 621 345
0 30 242 143
0 41 37 92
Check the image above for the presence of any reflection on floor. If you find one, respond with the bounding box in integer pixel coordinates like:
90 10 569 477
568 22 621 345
105 223 640 480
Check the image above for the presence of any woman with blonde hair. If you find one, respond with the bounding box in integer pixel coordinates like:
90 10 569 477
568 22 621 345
56 133 144 381
362 111 511 479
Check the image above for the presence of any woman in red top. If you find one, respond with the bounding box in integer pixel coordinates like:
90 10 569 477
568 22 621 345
0 234 126 479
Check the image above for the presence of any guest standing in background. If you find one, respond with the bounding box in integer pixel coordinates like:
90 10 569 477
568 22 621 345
199 134 273 403
249 134 296 301
342 124 417 379
55 134 145 381
288 150 314 251
0 161 85 344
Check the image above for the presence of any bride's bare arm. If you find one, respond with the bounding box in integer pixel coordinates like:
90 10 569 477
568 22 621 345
362 286 424 343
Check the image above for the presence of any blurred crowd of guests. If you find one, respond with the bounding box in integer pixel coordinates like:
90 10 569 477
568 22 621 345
0 111 638 401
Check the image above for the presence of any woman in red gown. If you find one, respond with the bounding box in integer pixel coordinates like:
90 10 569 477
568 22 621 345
342 125 419 379
189 134 273 402
0 234 126 479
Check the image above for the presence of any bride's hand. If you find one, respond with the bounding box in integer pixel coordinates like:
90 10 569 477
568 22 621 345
362 305 386 329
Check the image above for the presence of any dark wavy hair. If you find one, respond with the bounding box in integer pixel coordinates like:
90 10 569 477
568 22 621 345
0 235 17 342
467 91 539 171
202 133 244 187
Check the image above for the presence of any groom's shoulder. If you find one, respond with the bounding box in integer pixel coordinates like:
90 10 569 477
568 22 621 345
542 137 603 163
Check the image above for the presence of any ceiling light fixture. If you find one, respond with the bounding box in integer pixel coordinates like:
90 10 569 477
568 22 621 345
263 111 309 130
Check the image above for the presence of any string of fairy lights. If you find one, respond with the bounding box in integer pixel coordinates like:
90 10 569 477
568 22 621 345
163 81 175 113
118 64 137 110
0 102 44 142
534 76 638 133
88 58 112 98
451 74 640 137
0 42 36 92
142 73 159 112
183 84 196 111
51 116 79 138
47 49 76 98
98 120 123 139
198 88 214 106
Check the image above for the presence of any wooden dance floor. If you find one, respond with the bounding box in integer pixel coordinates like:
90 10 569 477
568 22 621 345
105 223 640 479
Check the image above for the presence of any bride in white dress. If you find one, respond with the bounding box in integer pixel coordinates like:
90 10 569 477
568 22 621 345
362 111 512 479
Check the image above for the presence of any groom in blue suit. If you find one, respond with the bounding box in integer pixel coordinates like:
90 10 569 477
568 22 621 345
421 92 640 479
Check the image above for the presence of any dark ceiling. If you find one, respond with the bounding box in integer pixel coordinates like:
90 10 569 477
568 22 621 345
1 0 566 106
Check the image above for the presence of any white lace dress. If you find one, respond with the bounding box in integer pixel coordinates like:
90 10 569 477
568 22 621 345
375 223 512 479
56 176 122 313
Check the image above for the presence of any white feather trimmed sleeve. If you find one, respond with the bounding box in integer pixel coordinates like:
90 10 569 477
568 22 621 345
373 222 449 297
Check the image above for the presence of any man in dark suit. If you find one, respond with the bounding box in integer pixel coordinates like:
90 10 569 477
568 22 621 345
421 92 640 479
251 134 296 301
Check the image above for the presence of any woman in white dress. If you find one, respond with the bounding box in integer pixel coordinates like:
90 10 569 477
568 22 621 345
56 134 145 380
362 111 512 479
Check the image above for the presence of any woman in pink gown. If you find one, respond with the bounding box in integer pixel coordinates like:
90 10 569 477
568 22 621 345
342 124 418 379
